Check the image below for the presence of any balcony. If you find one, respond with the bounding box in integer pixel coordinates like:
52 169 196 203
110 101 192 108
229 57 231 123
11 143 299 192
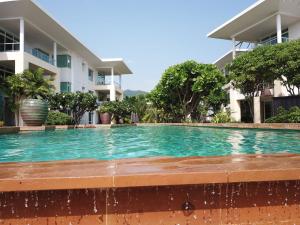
258 37 290 46
0 42 20 52
25 48 54 66
95 76 121 89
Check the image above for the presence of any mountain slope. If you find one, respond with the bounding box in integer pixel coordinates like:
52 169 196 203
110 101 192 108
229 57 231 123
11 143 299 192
124 89 148 97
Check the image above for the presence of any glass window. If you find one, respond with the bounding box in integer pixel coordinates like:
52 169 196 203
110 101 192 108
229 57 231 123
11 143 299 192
57 55 71 68
96 73 106 85
0 27 19 52
88 69 94 81
60 82 71 93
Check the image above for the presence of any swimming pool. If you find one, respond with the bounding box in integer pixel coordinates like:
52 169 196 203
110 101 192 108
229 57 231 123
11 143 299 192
0 126 299 162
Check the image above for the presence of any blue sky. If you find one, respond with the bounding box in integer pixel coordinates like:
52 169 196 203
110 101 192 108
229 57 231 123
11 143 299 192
37 0 254 91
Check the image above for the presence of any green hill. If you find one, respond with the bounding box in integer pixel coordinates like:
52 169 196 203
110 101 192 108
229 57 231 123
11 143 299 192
124 90 148 97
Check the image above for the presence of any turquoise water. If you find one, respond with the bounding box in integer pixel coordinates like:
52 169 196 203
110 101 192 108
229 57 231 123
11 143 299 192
0 126 299 162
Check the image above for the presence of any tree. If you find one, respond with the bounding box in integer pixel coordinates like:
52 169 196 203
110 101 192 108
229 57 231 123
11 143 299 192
99 101 133 123
227 45 277 118
270 40 300 95
2 69 54 125
123 95 148 120
49 92 98 125
150 60 227 122
4 69 54 109
228 40 300 118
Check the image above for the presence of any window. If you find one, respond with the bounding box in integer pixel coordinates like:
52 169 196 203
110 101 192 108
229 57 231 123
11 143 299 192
88 112 94 124
57 55 71 68
82 62 86 72
0 27 19 52
88 69 94 81
60 82 71 93
96 73 106 85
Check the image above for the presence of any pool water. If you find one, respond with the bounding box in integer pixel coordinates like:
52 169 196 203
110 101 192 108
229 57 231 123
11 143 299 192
0 126 299 162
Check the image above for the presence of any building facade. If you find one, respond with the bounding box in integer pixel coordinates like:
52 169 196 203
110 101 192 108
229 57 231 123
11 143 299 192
208 0 300 123
0 0 132 126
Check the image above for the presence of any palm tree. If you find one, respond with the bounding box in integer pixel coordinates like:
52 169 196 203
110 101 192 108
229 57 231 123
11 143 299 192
5 68 54 125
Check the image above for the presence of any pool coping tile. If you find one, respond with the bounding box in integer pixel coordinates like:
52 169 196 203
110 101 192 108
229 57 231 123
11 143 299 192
0 154 300 192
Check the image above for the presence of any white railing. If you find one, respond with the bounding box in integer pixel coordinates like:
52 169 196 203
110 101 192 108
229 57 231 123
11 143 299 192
259 37 290 46
95 77 121 88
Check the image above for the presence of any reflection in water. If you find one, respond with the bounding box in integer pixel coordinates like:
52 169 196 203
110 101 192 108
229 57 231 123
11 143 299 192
0 126 299 162
226 130 244 155
253 131 264 155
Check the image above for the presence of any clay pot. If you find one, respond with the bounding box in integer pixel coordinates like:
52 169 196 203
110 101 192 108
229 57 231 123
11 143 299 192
20 99 48 126
99 112 111 124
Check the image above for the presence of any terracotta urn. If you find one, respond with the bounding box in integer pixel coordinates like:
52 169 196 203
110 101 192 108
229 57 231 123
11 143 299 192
20 99 48 126
99 112 111 124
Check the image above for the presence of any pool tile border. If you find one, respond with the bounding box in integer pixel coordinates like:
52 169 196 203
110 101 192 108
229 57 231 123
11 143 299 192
0 154 300 192
138 123 300 130
0 123 299 134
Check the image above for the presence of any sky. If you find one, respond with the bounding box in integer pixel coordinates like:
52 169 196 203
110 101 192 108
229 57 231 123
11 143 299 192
37 0 255 92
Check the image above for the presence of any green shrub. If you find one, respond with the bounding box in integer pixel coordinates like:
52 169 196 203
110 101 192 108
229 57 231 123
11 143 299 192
98 101 132 123
212 112 231 123
46 111 73 125
265 106 300 123
0 121 4 127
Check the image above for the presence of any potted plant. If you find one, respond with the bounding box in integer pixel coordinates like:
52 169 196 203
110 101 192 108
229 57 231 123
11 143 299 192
98 101 132 124
0 121 4 127
5 68 54 126
98 102 112 124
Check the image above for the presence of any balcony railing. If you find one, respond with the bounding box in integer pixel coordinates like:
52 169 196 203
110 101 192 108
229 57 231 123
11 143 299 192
24 48 54 66
95 77 121 88
0 43 20 52
259 37 289 46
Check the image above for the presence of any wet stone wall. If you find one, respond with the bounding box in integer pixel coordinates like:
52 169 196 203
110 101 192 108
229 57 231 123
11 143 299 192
0 181 300 225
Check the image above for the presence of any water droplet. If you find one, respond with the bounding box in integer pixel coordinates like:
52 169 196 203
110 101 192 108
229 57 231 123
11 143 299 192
93 190 98 214
25 198 28 208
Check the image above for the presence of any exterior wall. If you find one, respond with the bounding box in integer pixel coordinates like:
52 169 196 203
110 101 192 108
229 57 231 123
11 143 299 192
289 21 300 40
229 88 245 122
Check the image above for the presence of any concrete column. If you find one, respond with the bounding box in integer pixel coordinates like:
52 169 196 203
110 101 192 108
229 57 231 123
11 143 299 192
19 18 24 54
229 88 241 122
53 42 57 66
232 37 236 59
274 80 283 97
253 96 261 123
17 18 26 126
110 67 116 101
276 14 282 44
16 18 25 73
119 75 122 89
274 14 284 99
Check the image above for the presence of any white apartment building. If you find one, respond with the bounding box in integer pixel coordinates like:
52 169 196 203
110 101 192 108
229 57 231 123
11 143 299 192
208 0 300 123
0 0 132 126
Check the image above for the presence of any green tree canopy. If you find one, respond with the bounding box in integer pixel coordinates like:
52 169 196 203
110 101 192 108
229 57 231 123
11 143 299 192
1 68 54 123
49 92 98 125
227 45 276 99
150 60 227 122
271 40 300 95
228 40 300 98
227 40 300 118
